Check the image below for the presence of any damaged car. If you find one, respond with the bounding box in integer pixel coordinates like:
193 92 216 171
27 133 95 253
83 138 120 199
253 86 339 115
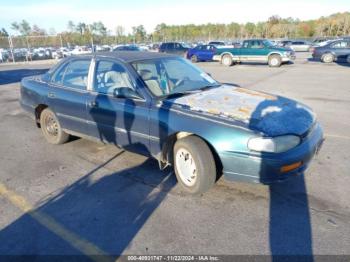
20 52 324 194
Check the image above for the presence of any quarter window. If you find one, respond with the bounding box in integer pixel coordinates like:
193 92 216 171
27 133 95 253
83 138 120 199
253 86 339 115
52 63 68 84
62 60 91 90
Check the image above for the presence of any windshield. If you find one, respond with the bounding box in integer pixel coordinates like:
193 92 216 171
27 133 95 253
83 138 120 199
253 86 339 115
182 43 191 48
132 57 219 98
263 40 275 47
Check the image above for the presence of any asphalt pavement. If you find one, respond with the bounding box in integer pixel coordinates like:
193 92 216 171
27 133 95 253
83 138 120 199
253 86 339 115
0 53 349 259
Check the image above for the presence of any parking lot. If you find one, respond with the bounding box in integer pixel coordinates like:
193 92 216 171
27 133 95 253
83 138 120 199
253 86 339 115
0 53 349 259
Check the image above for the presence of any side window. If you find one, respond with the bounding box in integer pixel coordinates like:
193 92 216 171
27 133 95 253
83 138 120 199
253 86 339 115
242 41 249 48
167 43 174 50
62 60 90 90
250 40 262 48
94 60 134 95
332 41 348 48
52 63 68 84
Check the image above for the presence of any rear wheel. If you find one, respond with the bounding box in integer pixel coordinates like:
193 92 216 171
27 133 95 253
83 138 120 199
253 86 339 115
346 55 350 64
268 54 282 67
221 54 233 66
191 55 198 63
174 136 216 194
322 53 334 63
40 108 69 145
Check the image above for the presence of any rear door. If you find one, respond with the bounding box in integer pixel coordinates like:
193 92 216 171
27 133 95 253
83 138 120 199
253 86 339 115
195 45 206 60
245 40 269 62
238 41 250 60
48 58 91 135
205 45 217 60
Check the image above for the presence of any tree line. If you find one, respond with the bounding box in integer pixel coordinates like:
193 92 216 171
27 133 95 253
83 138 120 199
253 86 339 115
1 12 349 47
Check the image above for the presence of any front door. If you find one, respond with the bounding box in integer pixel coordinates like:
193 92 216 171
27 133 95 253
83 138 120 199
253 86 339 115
331 40 350 60
86 59 151 155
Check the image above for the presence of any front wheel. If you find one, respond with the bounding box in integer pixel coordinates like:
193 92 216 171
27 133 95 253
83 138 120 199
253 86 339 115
40 108 69 145
268 55 282 67
322 53 334 63
174 136 216 194
191 55 198 63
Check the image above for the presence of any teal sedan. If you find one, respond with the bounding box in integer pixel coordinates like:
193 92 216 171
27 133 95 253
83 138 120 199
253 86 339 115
20 52 323 194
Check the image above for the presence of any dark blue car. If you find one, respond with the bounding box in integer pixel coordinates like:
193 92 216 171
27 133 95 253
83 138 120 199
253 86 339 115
20 52 323 194
186 44 217 62
312 39 350 63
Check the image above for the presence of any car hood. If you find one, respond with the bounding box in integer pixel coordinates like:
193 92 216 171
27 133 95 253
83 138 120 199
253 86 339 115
166 85 315 137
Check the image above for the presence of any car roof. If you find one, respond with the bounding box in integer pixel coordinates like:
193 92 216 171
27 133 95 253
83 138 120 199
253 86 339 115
78 51 179 63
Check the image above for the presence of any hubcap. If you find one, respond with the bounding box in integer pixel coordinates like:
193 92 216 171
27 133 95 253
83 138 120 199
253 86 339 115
324 54 333 63
175 148 197 187
223 57 230 66
271 58 278 66
45 115 58 136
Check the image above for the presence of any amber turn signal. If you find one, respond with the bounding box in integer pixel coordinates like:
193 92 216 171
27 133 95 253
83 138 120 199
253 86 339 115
280 161 302 173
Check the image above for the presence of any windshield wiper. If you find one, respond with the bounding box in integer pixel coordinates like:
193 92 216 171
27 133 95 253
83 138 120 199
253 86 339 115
199 83 221 91
160 84 221 100
161 90 201 100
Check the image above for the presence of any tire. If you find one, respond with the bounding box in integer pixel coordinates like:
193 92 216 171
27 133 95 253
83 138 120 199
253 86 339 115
173 136 216 194
221 54 233 66
322 53 334 63
40 108 69 145
191 55 198 63
268 54 282 67
346 55 350 64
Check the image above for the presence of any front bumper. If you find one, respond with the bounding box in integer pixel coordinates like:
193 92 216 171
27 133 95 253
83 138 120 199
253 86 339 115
219 122 324 184
282 54 296 62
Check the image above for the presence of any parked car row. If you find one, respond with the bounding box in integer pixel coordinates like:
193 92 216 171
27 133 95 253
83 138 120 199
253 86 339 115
158 37 350 67
2 37 349 66
159 39 295 67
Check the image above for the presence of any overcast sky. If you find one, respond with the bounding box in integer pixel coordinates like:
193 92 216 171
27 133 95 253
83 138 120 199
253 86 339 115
1 0 349 34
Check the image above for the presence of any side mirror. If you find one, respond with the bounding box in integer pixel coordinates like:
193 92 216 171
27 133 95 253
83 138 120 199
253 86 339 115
113 87 142 100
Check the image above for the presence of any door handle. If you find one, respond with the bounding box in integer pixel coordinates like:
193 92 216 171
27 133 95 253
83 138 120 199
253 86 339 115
48 92 55 98
88 101 98 108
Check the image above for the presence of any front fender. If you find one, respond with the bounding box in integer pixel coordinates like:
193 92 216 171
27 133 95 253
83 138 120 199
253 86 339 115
150 104 254 158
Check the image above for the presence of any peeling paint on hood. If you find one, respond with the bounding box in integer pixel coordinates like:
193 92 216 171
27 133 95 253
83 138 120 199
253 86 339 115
168 85 315 136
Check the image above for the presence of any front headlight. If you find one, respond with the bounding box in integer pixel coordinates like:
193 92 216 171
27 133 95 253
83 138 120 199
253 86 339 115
247 135 301 153
283 51 291 56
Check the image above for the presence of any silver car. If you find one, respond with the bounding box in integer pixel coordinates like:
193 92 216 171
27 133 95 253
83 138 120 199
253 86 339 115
289 41 312 52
